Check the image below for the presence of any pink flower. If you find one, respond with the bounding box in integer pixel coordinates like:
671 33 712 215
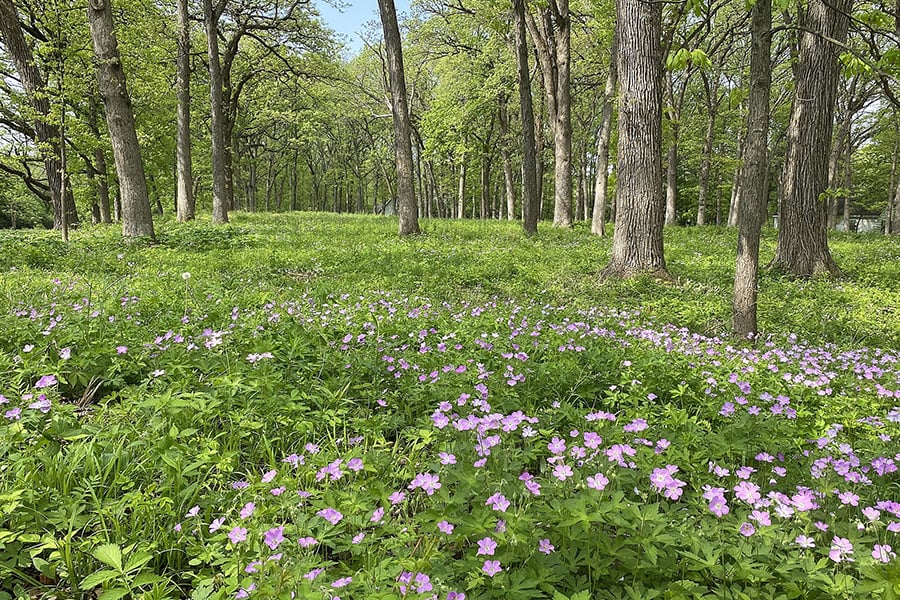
872 544 895 563
482 560 502 577
239 503 255 519
228 527 247 544
538 538 554 554
739 522 755 537
552 463 574 481
829 536 853 563
586 473 609 491
437 520 454 534
261 469 277 483
476 537 497 556
264 526 285 550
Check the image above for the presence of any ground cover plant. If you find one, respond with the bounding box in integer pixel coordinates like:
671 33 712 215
0 214 899 599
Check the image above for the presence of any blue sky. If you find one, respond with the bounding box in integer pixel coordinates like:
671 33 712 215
316 0 412 55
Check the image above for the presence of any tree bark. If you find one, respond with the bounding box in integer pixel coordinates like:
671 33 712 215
770 0 850 276
697 72 717 226
602 0 668 279
513 0 539 235
175 0 194 222
727 110 746 227
0 0 77 229
457 156 466 219
87 96 112 223
378 0 420 235
203 0 229 223
86 0 154 240
498 94 517 221
592 29 618 237
887 120 898 234
733 0 772 340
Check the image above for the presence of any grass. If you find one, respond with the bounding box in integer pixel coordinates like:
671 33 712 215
0 213 898 600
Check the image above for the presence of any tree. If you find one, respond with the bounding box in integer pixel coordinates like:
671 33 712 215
0 0 77 229
203 0 229 223
86 0 154 240
175 0 193 222
770 0 851 276
378 0 419 235
591 27 617 236
602 0 668 279
732 0 771 339
512 0 539 235
526 0 572 228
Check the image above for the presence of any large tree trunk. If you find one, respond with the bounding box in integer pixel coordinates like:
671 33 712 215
203 0 229 223
513 0 539 235
592 29 618 237
733 0 772 339
378 0 420 235
602 0 668 279
86 0 154 240
175 0 194 222
0 0 77 229
770 0 850 276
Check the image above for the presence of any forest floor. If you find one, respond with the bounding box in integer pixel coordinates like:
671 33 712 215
1 214 899 599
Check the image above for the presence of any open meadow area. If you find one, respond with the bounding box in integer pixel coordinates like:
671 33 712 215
1 214 899 599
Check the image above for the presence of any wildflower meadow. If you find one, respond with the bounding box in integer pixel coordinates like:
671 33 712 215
1 214 899 599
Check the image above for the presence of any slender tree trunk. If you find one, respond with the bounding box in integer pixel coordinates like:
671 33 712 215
513 0 539 235
86 0 154 240
827 78 856 230
728 111 746 227
887 123 898 234
498 94 517 221
378 0 420 235
175 0 194 221
480 153 491 219
203 0 229 223
841 146 852 228
576 156 585 222
592 30 618 237
602 0 668 279
770 0 850 276
552 0 572 227
697 73 717 226
665 130 679 225
733 0 772 339
87 96 112 223
457 157 466 219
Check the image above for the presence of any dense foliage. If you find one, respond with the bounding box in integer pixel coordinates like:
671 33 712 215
1 215 898 599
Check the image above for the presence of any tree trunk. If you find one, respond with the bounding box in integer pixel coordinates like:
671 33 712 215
86 0 154 240
87 96 112 223
733 0 772 339
887 122 898 234
498 95 517 222
0 0 76 229
175 0 194 222
378 0 420 235
665 132 678 225
728 112 746 227
457 157 466 219
602 0 668 279
592 30 618 237
841 145 852 228
697 73 717 226
827 78 857 230
513 0 539 235
770 0 850 276
552 0 572 228
203 0 229 223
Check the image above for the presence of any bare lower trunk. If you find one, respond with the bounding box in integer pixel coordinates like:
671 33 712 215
551 0 573 228
888 127 898 234
697 74 716 226
592 31 617 237
457 157 466 219
87 96 112 223
378 0 419 235
602 0 668 279
203 0 229 223
87 0 154 240
665 136 678 225
771 0 850 276
842 151 851 228
728 118 745 227
733 0 771 339
514 0 539 235
175 0 194 222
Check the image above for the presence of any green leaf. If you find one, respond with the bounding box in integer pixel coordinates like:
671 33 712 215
92 544 123 570
98 588 130 600
124 551 153 573
80 569 120 590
